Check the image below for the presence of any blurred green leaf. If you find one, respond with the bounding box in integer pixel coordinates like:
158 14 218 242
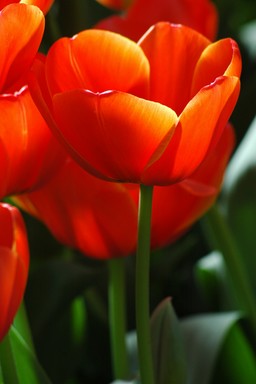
26 258 103 334
25 258 104 383
195 251 239 311
0 325 51 384
181 312 241 384
13 303 35 353
212 322 256 384
239 20 256 59
111 381 139 384
151 298 187 384
222 116 256 289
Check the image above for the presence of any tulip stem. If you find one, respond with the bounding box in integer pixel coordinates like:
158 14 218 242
204 203 256 338
136 184 155 384
108 258 130 380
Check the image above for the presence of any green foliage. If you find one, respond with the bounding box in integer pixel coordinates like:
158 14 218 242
151 298 187 384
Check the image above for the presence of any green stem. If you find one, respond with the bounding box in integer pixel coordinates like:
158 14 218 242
204 204 256 337
136 185 155 384
108 258 129 380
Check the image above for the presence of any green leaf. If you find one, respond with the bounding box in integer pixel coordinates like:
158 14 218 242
222 116 256 289
181 312 242 384
0 325 51 384
25 258 102 383
212 322 256 384
150 298 187 384
195 252 239 311
26 258 103 334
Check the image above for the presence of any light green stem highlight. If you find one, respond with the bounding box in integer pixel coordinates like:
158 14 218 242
136 185 155 384
108 258 129 380
204 204 256 337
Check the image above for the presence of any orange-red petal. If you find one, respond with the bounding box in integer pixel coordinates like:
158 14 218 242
52 89 177 183
95 0 218 42
0 86 65 198
139 22 210 114
151 123 235 248
46 29 149 98
0 0 53 13
191 38 242 96
143 76 240 185
0 4 44 92
21 0 54 13
13 158 137 259
0 203 29 341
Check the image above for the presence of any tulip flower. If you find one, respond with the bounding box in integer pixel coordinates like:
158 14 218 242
95 0 218 41
12 122 234 260
0 0 54 13
0 203 29 341
0 4 65 199
13 156 138 259
29 23 241 187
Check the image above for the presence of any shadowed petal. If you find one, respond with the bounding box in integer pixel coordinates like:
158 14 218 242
0 203 29 341
13 159 137 259
151 123 235 248
95 0 218 42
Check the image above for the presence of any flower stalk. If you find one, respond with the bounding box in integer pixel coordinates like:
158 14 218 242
136 184 155 384
108 257 130 380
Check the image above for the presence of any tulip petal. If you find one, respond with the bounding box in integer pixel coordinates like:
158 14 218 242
139 22 210 114
95 0 218 42
179 123 235 196
0 1 19 9
191 38 242 96
0 86 65 199
53 89 178 183
21 0 54 14
46 29 150 98
0 4 44 92
0 203 29 341
14 159 138 259
143 76 240 185
151 124 235 249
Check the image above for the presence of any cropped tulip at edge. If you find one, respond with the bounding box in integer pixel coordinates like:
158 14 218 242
95 0 218 41
12 122 234 260
0 4 65 200
0 203 29 341
0 0 54 13
29 22 241 187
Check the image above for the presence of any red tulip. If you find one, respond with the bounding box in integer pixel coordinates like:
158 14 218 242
0 0 54 13
13 156 138 259
0 203 29 341
12 123 234 260
29 23 241 186
0 4 65 199
95 0 218 41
